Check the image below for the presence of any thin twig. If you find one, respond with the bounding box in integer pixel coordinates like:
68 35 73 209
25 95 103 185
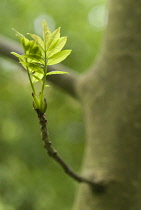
36 110 107 192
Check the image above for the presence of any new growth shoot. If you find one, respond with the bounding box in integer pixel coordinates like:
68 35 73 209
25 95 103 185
11 20 71 114
10 21 108 190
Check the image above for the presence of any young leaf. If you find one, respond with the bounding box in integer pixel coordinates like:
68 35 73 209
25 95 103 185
12 28 23 38
12 29 30 52
46 71 69 76
48 50 72 65
27 33 44 50
47 36 67 57
20 62 44 74
11 20 72 110
11 52 27 69
46 27 61 50
24 54 44 64
32 72 44 83
21 37 31 53
42 20 51 48
11 52 24 60
25 41 41 55
15 32 31 54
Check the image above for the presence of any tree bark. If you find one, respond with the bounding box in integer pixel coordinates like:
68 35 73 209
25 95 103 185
73 0 141 209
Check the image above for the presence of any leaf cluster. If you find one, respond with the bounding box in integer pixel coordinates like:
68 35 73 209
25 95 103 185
11 20 72 114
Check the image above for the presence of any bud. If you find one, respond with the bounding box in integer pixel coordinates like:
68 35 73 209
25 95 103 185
32 93 40 111
40 98 47 114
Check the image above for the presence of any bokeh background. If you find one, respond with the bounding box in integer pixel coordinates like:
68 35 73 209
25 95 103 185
0 0 107 209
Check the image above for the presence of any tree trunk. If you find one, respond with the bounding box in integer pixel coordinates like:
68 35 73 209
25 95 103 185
73 0 141 209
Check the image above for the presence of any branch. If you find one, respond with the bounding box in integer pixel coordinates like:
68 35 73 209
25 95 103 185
36 110 108 193
0 35 79 98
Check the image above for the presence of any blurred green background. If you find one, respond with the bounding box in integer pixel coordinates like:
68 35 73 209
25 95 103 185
0 0 106 209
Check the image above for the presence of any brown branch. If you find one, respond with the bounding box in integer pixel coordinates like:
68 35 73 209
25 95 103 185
36 109 107 192
0 35 79 98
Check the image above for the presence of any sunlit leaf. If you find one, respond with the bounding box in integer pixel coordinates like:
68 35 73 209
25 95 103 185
46 71 69 76
12 28 23 38
21 37 30 52
46 27 60 50
11 52 27 69
48 50 72 65
11 20 71 107
20 62 44 73
27 33 44 50
32 72 44 83
13 30 31 54
12 29 30 52
24 54 44 64
26 41 41 55
11 52 24 60
47 36 67 57
42 20 51 49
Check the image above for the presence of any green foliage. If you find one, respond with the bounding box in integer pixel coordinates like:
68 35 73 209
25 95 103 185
11 21 71 114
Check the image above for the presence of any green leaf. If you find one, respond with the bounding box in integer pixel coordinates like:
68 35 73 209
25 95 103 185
27 33 44 50
32 72 44 83
13 29 29 51
12 21 72 96
46 71 69 76
11 52 24 60
42 20 51 48
13 30 31 54
46 27 60 50
12 30 40 56
20 62 44 73
24 54 44 64
26 41 41 55
11 52 27 69
47 36 67 57
48 50 72 65
21 37 30 52
24 40 33 53
12 28 23 38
